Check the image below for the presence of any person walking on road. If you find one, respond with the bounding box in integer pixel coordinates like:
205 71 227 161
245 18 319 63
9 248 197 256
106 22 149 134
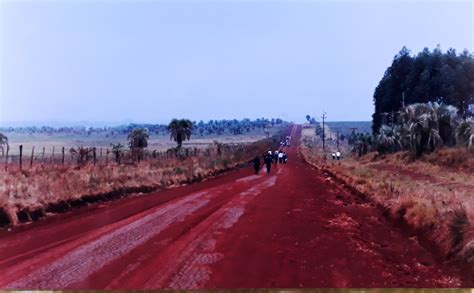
252 155 261 175
264 152 273 174
278 151 284 163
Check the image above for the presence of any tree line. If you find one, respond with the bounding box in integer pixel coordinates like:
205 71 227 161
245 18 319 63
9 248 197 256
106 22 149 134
350 102 474 157
0 119 196 164
0 118 286 137
372 46 474 134
0 118 289 167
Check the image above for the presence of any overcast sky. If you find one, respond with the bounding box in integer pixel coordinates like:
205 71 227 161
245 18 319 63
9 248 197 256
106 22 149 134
0 0 473 126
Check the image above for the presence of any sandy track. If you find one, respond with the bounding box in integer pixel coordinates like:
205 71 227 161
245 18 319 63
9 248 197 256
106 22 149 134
0 125 471 289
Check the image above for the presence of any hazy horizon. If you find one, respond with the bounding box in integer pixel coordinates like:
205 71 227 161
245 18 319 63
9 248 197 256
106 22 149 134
1 0 473 125
0 118 373 128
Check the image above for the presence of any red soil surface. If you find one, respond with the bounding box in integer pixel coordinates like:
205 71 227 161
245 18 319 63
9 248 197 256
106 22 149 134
0 125 471 289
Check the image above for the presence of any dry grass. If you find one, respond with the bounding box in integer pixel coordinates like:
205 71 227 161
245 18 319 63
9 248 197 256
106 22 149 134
0 137 279 226
423 147 474 172
300 132 474 263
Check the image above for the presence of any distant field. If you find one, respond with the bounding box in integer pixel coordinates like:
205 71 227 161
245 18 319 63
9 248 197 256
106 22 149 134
2 128 282 155
325 121 372 135
1 123 366 156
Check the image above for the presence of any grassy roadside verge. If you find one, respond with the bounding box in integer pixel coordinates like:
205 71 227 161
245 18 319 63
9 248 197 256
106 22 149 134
0 134 285 227
300 131 474 264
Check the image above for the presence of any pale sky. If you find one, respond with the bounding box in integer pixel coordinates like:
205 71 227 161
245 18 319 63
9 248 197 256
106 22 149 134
0 0 473 126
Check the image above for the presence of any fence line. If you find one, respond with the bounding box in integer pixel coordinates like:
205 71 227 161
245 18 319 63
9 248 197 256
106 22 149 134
0 138 278 171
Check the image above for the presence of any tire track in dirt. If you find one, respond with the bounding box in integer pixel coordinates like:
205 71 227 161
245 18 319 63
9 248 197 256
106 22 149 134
1 173 266 289
3 191 211 288
147 176 278 289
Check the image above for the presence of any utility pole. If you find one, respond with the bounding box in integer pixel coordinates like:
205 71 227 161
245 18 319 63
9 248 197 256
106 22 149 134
19 145 23 170
30 146 34 168
321 111 327 151
336 131 340 150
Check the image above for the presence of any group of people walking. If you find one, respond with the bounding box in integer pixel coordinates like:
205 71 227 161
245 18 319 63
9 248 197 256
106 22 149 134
251 149 289 175
331 151 342 160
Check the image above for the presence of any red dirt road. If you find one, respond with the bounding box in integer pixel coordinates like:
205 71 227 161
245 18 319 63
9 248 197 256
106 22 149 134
0 125 471 289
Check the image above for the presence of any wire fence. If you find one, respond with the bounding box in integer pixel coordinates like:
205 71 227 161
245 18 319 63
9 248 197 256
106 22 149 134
0 137 280 171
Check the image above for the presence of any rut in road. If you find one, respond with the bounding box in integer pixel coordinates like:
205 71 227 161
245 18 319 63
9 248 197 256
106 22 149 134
0 125 471 289
0 174 277 289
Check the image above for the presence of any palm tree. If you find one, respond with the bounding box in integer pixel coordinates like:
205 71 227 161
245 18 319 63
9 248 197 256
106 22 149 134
128 128 149 149
352 133 373 157
433 103 458 146
0 132 8 156
128 128 149 161
376 125 402 154
456 119 474 149
398 102 444 156
70 146 93 164
110 142 125 163
167 119 194 148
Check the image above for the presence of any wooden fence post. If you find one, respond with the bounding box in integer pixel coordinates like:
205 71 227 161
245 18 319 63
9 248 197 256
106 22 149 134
51 146 55 163
30 146 35 168
106 148 109 164
19 145 23 170
93 147 97 165
62 146 65 165
42 147 45 161
5 145 9 170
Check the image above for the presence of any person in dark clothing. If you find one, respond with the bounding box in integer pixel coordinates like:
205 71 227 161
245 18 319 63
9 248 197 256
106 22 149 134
273 151 279 164
283 153 288 163
252 155 261 174
264 153 273 174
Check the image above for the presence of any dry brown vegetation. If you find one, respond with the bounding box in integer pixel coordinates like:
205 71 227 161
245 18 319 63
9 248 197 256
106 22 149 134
300 126 474 264
0 137 281 227
422 148 474 173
